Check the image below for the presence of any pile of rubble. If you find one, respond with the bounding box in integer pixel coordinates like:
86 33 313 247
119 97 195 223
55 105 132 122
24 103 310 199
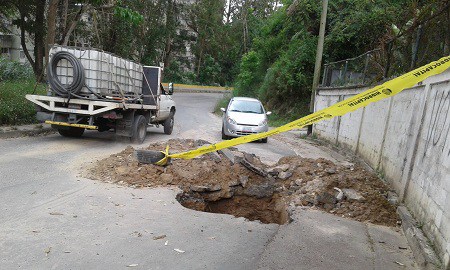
85 139 399 226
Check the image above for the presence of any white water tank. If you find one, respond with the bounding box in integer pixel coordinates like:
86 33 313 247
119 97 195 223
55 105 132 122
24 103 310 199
49 45 143 97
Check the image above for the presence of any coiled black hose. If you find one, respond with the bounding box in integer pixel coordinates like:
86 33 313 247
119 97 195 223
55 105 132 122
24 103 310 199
47 51 85 97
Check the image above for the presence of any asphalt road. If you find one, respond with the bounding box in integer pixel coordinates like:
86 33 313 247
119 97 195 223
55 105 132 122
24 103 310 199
0 92 288 269
0 92 417 269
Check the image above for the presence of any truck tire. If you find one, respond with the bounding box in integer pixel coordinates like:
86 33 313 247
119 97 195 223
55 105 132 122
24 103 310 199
131 115 147 144
261 137 268 143
58 127 85 137
163 112 174 135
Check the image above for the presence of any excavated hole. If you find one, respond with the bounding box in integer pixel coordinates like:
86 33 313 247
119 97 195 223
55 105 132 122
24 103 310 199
86 139 400 227
176 191 289 225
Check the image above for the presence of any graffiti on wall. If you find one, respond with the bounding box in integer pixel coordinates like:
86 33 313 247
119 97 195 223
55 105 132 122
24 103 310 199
423 83 450 159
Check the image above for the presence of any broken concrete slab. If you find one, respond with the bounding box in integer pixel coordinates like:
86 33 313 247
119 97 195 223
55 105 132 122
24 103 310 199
316 192 337 205
244 183 274 198
342 188 365 201
241 154 267 177
267 164 290 175
218 148 235 164
277 171 293 180
239 176 249 188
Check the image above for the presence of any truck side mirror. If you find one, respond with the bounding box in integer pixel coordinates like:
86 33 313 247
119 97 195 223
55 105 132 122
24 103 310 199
168 82 174 95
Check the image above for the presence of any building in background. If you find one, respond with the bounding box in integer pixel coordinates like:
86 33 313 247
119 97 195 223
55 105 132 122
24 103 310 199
0 16 33 63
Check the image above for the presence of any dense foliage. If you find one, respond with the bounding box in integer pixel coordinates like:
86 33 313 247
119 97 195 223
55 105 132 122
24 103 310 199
233 0 449 117
0 58 45 125
0 57 34 81
1 0 448 121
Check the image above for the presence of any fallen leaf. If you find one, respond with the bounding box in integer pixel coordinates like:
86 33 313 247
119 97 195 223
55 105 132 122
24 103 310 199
153 235 166 240
174 248 185 253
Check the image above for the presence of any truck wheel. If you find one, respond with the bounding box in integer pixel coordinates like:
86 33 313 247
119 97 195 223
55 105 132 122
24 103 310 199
261 137 268 143
58 127 85 137
163 112 174 135
132 115 147 144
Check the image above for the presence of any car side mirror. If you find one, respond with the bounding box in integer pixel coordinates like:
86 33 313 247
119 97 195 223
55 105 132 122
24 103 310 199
168 82 174 95
266 111 272 116
220 108 226 113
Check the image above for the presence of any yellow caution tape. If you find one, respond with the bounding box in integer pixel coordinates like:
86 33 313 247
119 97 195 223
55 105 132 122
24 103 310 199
45 120 98 130
155 145 170 166
158 55 450 165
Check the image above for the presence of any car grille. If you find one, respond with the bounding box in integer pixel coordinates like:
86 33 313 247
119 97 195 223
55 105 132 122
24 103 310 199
236 131 257 136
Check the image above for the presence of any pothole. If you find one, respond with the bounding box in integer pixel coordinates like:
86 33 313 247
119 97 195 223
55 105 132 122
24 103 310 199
85 138 400 227
177 192 289 225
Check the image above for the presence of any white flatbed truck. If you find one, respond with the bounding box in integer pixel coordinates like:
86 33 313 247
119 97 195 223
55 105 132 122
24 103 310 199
26 46 176 143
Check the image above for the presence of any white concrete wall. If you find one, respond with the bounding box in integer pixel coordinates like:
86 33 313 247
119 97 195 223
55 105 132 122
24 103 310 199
313 68 450 268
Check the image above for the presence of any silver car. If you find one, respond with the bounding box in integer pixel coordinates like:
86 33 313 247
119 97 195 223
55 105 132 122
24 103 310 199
221 97 271 143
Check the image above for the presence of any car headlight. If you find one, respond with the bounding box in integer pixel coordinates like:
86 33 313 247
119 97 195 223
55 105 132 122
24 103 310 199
227 117 237 125
259 119 267 126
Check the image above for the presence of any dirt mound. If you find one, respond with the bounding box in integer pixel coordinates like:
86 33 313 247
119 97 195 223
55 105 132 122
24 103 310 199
85 139 399 226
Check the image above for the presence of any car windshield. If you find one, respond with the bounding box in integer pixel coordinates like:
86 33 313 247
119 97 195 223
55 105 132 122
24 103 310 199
229 100 264 114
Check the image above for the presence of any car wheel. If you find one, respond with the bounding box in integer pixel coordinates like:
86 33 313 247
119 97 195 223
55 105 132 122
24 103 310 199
163 112 174 135
222 126 229 140
131 115 147 144
57 127 85 137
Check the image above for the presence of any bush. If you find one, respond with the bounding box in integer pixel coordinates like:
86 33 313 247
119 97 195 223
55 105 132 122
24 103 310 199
213 93 232 115
0 57 34 81
234 51 262 97
0 80 46 125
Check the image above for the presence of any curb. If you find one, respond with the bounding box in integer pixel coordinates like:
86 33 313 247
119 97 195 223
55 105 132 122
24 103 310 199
397 206 441 269
176 89 231 94
0 124 55 139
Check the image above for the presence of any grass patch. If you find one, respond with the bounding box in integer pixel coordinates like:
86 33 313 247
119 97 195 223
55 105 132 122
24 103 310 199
213 93 232 115
0 80 46 125
267 100 310 127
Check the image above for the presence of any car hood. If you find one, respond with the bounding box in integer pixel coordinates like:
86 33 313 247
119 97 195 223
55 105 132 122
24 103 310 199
227 111 266 125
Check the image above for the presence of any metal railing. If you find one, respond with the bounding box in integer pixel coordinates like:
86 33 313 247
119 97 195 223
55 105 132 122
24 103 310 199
321 49 384 87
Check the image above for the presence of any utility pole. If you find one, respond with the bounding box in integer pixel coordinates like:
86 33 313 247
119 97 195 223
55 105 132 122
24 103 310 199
307 0 328 135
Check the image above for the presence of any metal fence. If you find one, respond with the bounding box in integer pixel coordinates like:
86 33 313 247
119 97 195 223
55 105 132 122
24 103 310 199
320 49 385 87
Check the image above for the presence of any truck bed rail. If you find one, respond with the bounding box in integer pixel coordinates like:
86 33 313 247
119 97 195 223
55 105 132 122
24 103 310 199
26 95 157 116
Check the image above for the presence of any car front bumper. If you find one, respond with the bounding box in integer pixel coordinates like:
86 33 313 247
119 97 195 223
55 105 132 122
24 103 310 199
223 122 268 137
